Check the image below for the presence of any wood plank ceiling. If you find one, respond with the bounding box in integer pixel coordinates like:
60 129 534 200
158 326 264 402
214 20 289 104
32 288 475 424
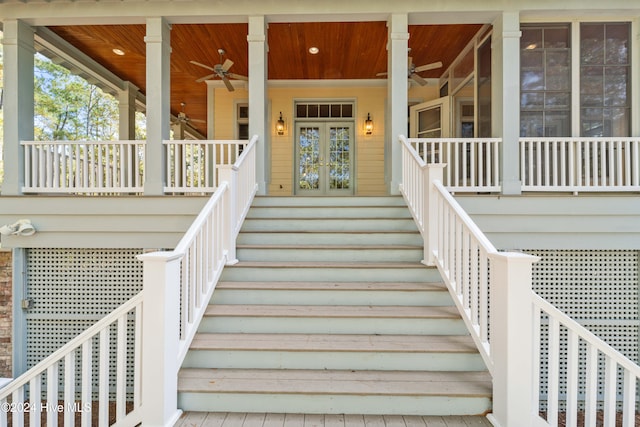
48 22 483 137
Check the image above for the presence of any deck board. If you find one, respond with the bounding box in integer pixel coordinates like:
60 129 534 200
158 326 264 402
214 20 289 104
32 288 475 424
178 368 492 397
206 305 461 319
174 413 494 427
216 281 445 291
190 333 478 353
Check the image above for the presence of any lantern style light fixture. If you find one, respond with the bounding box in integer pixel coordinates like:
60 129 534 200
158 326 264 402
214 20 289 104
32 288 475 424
276 112 286 135
364 113 373 135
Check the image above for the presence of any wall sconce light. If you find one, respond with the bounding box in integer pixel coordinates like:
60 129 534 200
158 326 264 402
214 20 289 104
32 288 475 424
364 113 373 135
276 112 286 135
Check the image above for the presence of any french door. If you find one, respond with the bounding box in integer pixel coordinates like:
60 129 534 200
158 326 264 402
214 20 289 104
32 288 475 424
295 122 354 195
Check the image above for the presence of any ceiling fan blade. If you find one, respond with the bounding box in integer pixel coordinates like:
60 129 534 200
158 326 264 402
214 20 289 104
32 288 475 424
410 73 428 86
222 76 235 92
376 72 388 77
222 59 234 72
227 72 248 81
190 60 216 72
195 73 216 83
414 61 443 73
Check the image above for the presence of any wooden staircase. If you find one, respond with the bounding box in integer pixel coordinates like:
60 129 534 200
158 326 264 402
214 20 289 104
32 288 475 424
177 196 491 416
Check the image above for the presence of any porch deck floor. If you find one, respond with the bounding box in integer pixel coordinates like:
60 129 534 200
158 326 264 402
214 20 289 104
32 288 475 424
174 412 493 426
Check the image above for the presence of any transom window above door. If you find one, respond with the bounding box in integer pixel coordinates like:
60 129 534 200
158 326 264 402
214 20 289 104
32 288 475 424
296 102 354 119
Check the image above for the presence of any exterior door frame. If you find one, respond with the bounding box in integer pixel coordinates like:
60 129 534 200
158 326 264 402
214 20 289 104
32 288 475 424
409 96 451 138
294 121 355 196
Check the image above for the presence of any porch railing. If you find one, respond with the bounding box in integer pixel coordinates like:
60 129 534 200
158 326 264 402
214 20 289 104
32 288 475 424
520 137 640 193
21 140 145 194
164 139 248 193
399 134 640 427
1 136 258 427
408 138 501 192
0 292 143 427
137 135 258 425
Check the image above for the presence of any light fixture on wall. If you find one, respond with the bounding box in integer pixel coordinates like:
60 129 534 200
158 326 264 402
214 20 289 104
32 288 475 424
364 113 373 135
0 219 36 237
276 112 286 135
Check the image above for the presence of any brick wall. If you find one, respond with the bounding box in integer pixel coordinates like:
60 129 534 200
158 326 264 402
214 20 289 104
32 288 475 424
0 250 12 378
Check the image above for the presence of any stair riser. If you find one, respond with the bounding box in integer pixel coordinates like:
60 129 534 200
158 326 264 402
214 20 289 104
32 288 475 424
237 232 424 246
199 317 468 335
211 289 453 306
178 393 491 416
220 267 441 283
251 196 408 207
241 218 418 232
247 207 413 219
236 248 423 263
182 350 486 372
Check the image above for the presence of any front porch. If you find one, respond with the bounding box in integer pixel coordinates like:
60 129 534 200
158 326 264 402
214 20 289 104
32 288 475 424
2 138 640 427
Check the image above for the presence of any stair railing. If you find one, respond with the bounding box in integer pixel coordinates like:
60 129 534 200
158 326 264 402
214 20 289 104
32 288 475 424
0 293 144 427
399 134 640 427
137 135 258 426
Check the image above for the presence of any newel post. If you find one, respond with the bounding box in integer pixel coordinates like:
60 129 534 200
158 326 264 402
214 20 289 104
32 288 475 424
488 251 539 427
137 251 183 427
218 165 239 264
423 163 446 266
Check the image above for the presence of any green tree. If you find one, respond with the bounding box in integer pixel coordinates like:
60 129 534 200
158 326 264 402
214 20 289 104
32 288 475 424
34 55 119 141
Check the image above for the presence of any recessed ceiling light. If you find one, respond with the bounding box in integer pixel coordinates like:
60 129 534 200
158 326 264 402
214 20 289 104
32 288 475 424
308 47 319 55
112 48 125 56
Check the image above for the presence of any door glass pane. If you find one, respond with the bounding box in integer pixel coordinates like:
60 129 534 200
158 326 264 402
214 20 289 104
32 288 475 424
298 127 320 190
329 127 351 190
418 108 441 138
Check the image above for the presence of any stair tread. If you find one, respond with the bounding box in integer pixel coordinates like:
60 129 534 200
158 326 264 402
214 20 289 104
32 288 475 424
190 333 476 353
239 230 420 234
216 281 446 291
178 368 491 397
227 261 428 268
237 244 422 249
205 305 461 319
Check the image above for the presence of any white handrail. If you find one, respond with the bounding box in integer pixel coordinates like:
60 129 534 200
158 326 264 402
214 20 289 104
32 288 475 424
137 136 259 426
533 294 640 427
21 140 146 194
520 137 640 193
408 137 501 192
399 134 640 426
164 139 248 193
0 292 143 427
399 135 497 371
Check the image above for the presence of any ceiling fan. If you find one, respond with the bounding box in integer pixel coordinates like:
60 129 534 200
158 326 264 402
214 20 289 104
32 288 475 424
172 102 205 126
190 48 248 92
377 49 443 86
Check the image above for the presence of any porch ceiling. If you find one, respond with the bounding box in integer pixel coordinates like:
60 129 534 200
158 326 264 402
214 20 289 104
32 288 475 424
46 22 483 136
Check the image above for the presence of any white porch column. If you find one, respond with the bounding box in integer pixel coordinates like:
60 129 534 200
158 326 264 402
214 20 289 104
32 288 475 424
492 12 522 195
388 14 409 195
248 16 268 194
2 20 35 196
118 81 139 140
144 17 172 195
